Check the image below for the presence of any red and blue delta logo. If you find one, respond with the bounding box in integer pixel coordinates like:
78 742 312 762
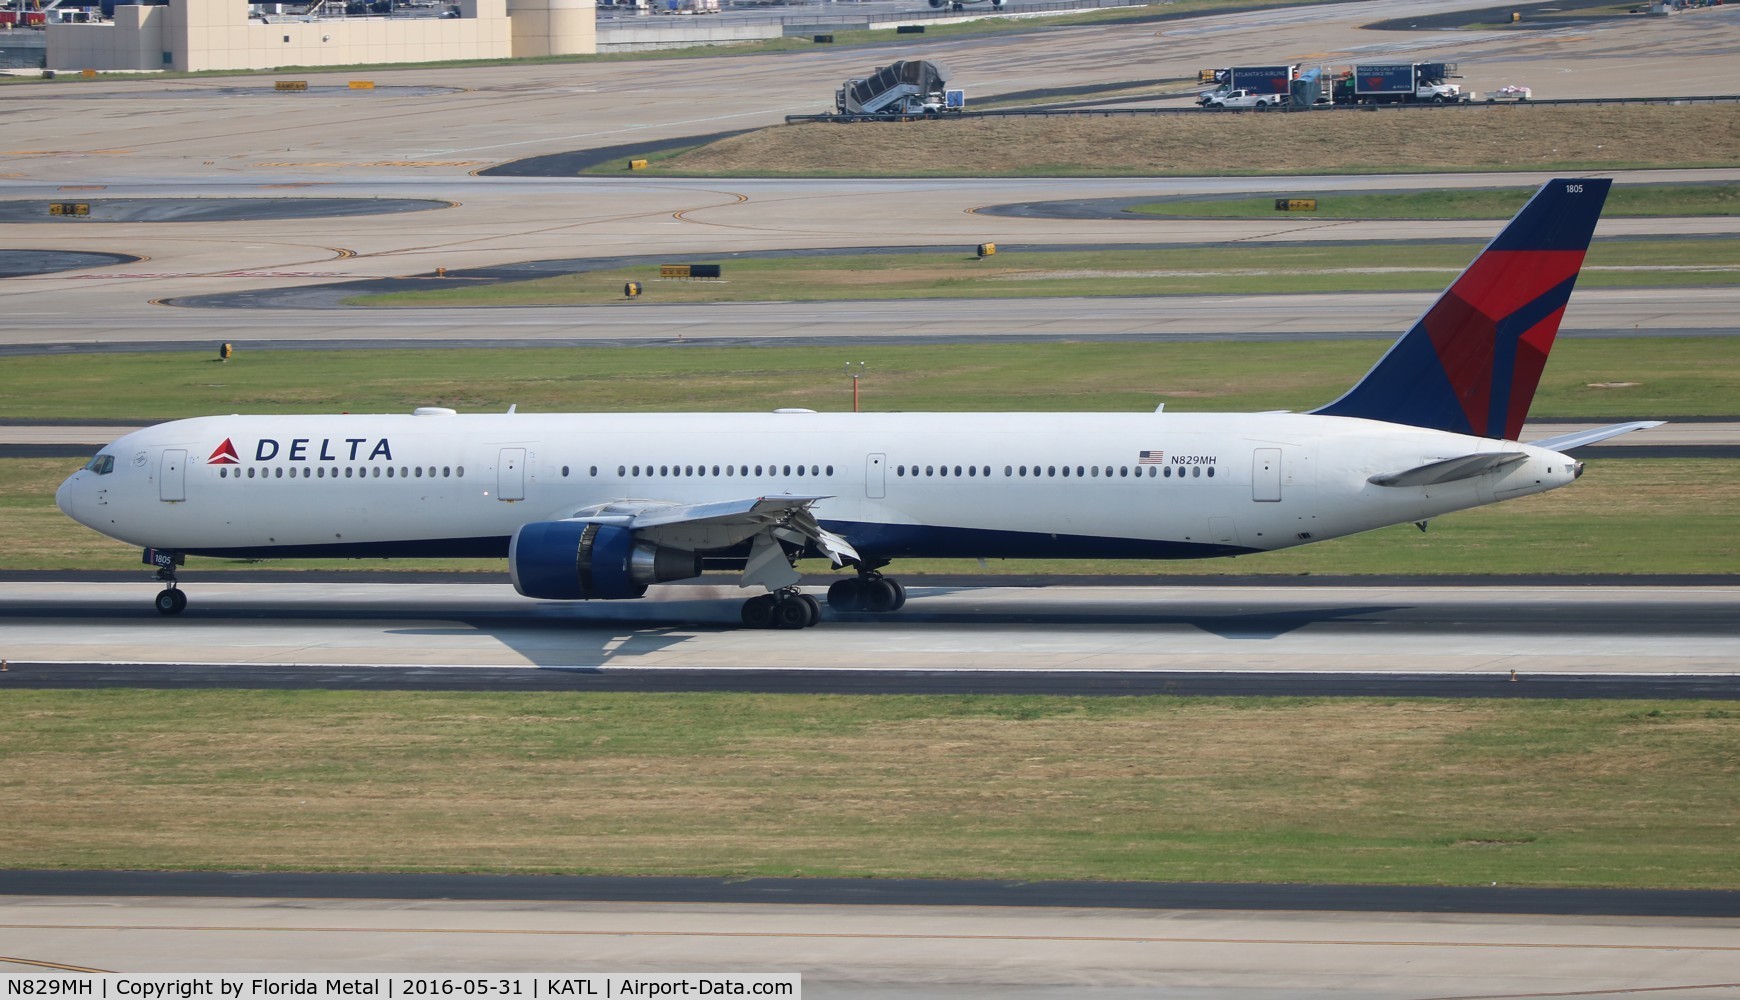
208 438 241 465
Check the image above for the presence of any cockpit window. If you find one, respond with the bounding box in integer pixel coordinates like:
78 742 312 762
84 454 115 475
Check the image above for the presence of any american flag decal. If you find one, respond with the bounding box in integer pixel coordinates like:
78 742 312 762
1138 450 1165 464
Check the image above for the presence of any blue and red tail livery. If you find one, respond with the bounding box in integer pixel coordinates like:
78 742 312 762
1313 178 1611 440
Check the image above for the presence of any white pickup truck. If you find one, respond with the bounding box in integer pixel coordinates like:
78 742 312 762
1200 88 1286 110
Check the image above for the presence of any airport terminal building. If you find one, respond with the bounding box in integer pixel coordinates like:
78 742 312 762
45 0 595 72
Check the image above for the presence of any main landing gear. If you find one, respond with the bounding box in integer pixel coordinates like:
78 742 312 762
825 573 907 614
737 573 909 629
741 588 821 630
153 565 187 616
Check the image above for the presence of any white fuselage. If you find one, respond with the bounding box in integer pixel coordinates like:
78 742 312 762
56 409 1579 564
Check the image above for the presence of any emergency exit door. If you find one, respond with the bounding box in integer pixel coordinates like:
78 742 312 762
1252 448 1282 502
498 448 525 502
865 453 886 499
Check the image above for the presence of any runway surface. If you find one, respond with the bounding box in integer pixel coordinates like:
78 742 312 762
3 582 1736 689
2 891 1738 998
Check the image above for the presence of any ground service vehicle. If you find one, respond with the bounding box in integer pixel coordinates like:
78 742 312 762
836 60 962 117
1201 88 1286 110
1198 65 1296 105
1337 63 1467 104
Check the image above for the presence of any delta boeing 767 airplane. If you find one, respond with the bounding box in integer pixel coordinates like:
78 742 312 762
57 178 1658 628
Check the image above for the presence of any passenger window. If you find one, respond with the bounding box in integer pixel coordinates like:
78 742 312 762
387 468 394 478
443 467 451 478
1207 467 1215 478
456 467 464 477
414 467 422 478
590 466 598 477
1193 467 1201 478
561 466 570 477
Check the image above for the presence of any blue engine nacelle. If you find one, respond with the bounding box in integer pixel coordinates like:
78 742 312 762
509 521 703 600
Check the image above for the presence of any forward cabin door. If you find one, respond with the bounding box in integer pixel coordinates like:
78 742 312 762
160 449 186 502
498 448 526 502
1252 448 1282 502
865 453 887 499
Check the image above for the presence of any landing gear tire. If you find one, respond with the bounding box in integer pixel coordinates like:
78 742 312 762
830 574 907 614
155 588 187 616
827 578 864 612
773 595 814 630
861 578 899 613
741 593 776 628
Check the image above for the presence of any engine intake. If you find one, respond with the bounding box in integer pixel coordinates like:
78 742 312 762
510 521 702 600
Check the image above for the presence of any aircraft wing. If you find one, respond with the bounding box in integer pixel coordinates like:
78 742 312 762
564 495 860 568
1527 420 1664 452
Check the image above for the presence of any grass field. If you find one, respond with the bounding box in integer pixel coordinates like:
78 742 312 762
630 105 1740 178
349 239 1740 308
4 339 1732 421
5 691 1736 887
1125 184 1740 219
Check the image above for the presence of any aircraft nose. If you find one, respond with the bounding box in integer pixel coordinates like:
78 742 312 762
55 474 80 520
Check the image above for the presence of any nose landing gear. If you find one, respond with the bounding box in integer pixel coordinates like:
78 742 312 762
144 548 187 616
154 566 187 616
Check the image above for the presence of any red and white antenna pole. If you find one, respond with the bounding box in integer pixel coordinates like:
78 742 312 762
847 361 865 412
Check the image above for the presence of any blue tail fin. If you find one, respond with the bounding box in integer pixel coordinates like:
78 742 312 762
1312 178 1611 440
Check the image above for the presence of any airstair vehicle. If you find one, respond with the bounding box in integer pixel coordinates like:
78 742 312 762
835 59 963 117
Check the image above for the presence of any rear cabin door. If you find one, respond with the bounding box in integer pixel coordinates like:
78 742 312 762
1252 448 1282 502
160 449 186 502
865 453 886 499
498 448 525 502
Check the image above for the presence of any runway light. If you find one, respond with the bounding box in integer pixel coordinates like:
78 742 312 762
1509 669 1518 682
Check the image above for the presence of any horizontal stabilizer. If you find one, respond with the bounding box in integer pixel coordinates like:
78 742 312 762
1527 420 1664 452
1369 451 1527 488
